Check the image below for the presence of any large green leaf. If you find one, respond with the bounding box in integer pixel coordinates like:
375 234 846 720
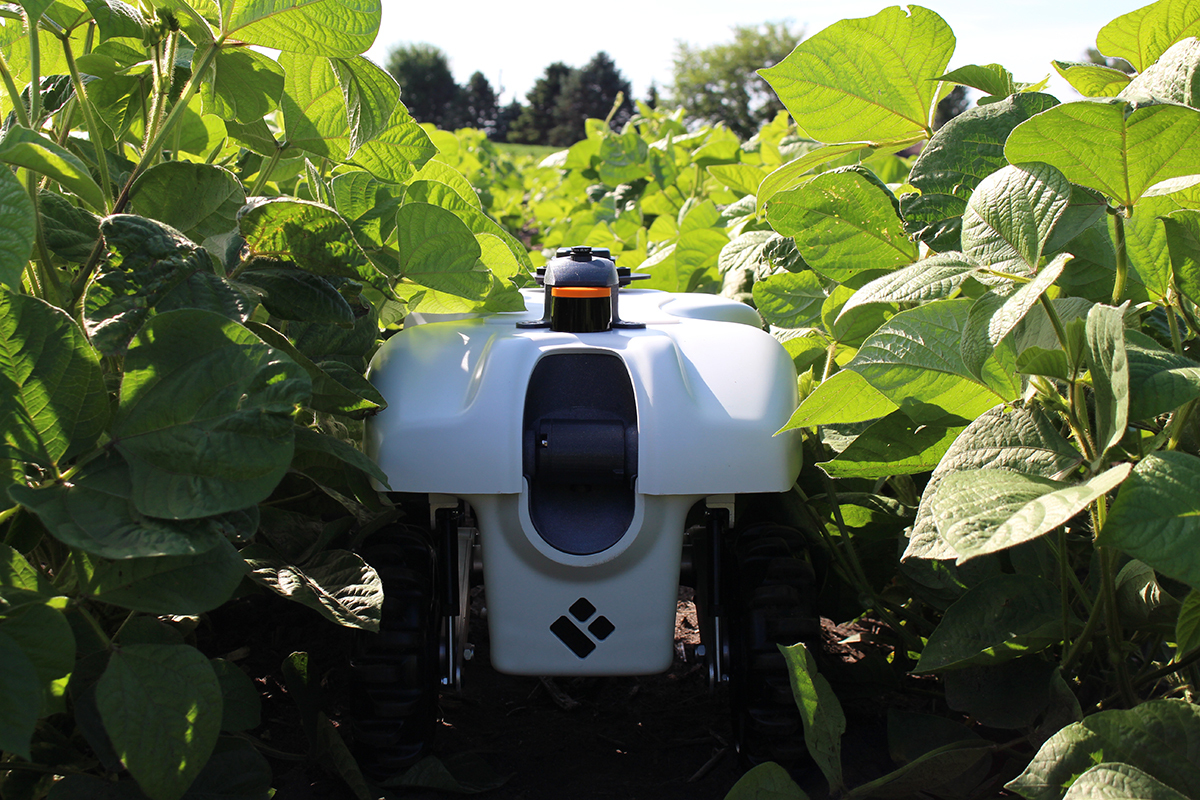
402 179 532 273
819 412 964 479
759 5 954 144
237 268 355 325
40 190 100 264
779 368 898 431
329 55 399 154
767 168 918 282
914 574 1065 672
1122 184 1200 301
9 451 242 559
1163 209 1200 306
752 270 826 329
847 299 1019 424
112 310 310 519
1064 763 1190 800
902 92 1059 253
199 46 284 124
1006 699 1200 800
0 289 108 468
241 545 382 631
238 198 379 284
0 160 34 290
129 163 245 244
0 630 40 759
1052 61 1133 98
725 762 809 800
220 0 380 56
96 644 221 800
86 215 252 357
1125 329 1200 419
1 602 74 720
1004 100 1200 210
1102 451 1200 591
933 464 1131 562
836 252 980 326
1178 591 1200 656
73 541 247 614
1119 38 1200 106
1097 0 1200 71
905 405 1083 562
0 126 106 212
280 53 435 183
961 163 1072 275
1085 303 1130 457
779 643 845 795
395 202 490 300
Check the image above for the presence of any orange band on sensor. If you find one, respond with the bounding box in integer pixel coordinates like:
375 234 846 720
551 287 611 298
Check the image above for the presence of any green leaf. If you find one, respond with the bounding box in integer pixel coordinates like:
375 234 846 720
40 190 100 264
1064 762 1190 800
1085 303 1130 457
96 644 221 800
935 464 1131 563
752 270 825 329
242 545 383 631
1163 209 1200 306
1123 184 1200 301
1125 330 1200 419
199 46 284 124
329 55 399 154
402 180 532 273
767 168 919 282
914 574 1065 672
0 543 53 594
220 0 380 56
961 254 1069 379
961 163 1072 275
0 289 108 468
9 451 239 559
759 6 954 143
210 660 261 733
0 159 34 290
0 630 40 759
837 252 979 325
1119 38 1200 106
707 163 767 197
1006 699 1200 800
82 0 151 43
905 405 1083 562
74 541 247 615
819 412 964 479
757 141 913 214
942 658 1061 730
1097 0 1200 72
280 53 435 183
779 642 845 794
1004 100 1200 210
902 93 1059 253
0 126 106 212
1102 451 1200 591
395 202 490 300
1 602 74 720
237 268 355 325
1052 61 1133 98
293 426 388 488
86 215 252 357
1177 591 1200 656
113 310 311 519
239 198 379 284
598 130 651 186
847 299 1018 424
937 63 1017 98
724 762 809 800
779 368 899 431
129 163 245 244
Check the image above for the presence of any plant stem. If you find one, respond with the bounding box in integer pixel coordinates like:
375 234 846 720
1058 528 1072 654
247 142 285 197
0 48 31 130
1167 301 1184 356
1097 543 1138 706
26 10 41 125
60 32 112 213
1111 209 1128 305
1166 400 1197 452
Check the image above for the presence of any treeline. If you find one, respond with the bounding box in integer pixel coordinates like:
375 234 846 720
385 45 635 146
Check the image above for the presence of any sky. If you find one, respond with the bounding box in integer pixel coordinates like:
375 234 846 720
364 0 1144 107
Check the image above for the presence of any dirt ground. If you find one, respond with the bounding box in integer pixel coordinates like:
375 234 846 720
205 587 897 800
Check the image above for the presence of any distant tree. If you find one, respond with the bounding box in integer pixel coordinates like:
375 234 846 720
494 99 524 143
645 81 660 110
458 71 500 136
507 62 574 145
1085 47 1136 73
386 43 460 128
670 21 803 139
548 52 632 146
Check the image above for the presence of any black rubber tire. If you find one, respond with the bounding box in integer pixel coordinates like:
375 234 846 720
348 524 441 779
725 523 819 767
